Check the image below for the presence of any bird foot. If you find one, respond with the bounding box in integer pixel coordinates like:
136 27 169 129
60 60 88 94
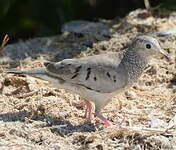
103 120 113 127
73 100 113 127
73 100 95 121
96 113 113 127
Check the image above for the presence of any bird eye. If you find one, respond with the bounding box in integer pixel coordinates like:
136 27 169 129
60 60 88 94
146 44 151 49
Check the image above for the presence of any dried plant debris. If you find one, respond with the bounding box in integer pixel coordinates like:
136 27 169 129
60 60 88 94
0 34 9 52
0 9 176 149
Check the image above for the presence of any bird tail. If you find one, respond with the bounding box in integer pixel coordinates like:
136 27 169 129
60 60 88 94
4 68 49 81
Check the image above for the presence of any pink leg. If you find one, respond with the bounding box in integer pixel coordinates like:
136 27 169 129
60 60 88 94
84 100 94 120
74 100 113 126
96 113 113 127
73 100 95 120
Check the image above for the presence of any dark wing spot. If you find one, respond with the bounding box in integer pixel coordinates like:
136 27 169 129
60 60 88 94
87 68 91 71
86 87 92 90
94 76 97 81
85 86 100 92
71 73 78 79
74 65 82 74
70 65 82 79
76 83 102 93
86 68 91 80
113 75 116 82
106 72 111 78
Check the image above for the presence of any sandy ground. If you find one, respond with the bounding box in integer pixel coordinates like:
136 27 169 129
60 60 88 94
0 9 176 150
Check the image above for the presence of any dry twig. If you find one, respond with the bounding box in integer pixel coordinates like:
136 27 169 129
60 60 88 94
16 91 38 99
144 0 151 10
0 34 9 52
119 125 176 135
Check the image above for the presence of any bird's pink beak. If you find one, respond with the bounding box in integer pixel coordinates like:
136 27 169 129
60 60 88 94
159 48 169 59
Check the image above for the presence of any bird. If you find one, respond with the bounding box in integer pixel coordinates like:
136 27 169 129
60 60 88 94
5 35 167 127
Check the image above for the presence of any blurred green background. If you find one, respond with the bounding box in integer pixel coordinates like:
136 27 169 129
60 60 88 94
0 0 175 42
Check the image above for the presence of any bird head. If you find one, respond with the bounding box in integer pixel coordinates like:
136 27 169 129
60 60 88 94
130 35 168 58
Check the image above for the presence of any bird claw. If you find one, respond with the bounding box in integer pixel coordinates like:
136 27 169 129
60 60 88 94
103 120 113 127
96 113 114 127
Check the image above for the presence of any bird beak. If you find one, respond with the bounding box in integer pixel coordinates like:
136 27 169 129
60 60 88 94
158 49 169 60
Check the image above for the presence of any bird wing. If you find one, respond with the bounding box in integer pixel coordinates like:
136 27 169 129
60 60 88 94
45 52 128 93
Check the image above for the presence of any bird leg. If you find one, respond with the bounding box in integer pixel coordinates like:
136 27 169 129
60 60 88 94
74 100 112 126
96 113 113 127
84 100 94 120
73 99 95 120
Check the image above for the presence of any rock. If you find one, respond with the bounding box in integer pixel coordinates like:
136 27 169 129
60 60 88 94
61 20 114 37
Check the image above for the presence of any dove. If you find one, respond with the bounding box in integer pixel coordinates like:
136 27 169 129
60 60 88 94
5 35 167 127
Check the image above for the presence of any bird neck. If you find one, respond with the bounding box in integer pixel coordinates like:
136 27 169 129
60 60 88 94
122 49 148 83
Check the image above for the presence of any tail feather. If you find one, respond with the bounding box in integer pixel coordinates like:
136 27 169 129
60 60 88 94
4 68 48 80
5 68 46 74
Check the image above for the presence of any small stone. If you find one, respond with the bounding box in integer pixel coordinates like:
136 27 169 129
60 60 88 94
51 144 61 150
150 119 167 128
125 90 136 99
131 144 142 150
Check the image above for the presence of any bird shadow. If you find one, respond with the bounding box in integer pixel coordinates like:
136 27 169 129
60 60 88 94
0 111 97 135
